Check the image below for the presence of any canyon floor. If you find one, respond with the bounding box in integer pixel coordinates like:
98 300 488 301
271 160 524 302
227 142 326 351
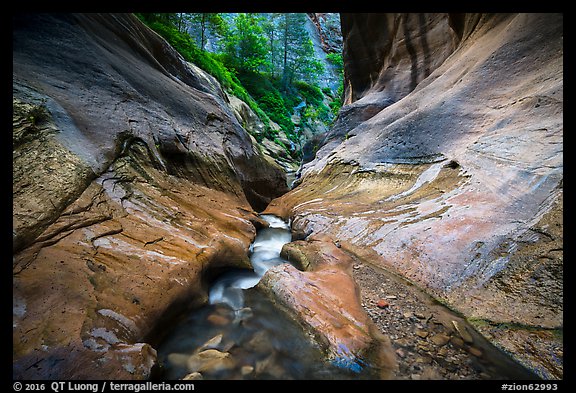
351 257 539 380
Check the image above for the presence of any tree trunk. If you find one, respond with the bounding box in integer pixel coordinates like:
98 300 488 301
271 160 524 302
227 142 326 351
282 14 289 91
270 30 275 76
201 13 206 51
177 13 183 33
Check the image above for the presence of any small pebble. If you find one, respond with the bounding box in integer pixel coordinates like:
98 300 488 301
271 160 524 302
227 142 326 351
430 333 451 346
241 365 254 376
450 337 465 348
377 299 390 309
468 347 483 357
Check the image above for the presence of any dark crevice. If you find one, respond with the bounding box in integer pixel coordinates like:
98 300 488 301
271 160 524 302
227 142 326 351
402 14 419 92
417 13 431 78
448 13 466 41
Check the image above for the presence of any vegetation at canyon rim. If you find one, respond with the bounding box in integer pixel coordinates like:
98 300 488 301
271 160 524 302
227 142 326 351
136 13 344 159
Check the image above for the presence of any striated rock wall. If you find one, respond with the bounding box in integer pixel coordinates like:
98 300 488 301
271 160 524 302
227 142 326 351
13 13 287 379
265 13 563 379
305 13 343 94
307 13 342 54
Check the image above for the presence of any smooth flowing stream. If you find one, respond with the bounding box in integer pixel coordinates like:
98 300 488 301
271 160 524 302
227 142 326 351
155 215 539 380
156 215 365 380
208 215 292 309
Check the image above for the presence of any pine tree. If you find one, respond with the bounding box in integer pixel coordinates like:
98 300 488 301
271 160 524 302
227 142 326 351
261 13 280 77
187 13 227 51
223 13 269 74
278 13 324 90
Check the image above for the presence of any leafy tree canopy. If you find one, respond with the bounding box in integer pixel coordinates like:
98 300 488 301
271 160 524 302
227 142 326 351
135 12 343 160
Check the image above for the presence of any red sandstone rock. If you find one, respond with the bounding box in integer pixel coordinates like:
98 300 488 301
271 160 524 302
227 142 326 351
12 13 286 379
377 300 390 309
258 238 397 379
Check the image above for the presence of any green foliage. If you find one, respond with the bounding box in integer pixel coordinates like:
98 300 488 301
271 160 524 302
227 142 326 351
222 13 269 74
294 81 323 107
325 52 344 71
138 15 273 137
259 92 294 133
294 81 332 124
234 71 291 135
322 87 333 97
324 51 344 118
277 13 325 87
136 12 341 154
187 13 227 50
329 79 344 117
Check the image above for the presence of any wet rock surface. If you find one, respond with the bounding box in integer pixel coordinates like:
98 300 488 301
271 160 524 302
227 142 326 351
156 292 368 380
12 139 260 379
258 237 397 379
156 214 386 380
265 13 563 378
12 13 286 379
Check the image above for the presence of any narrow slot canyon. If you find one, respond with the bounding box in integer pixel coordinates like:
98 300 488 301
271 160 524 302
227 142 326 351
13 12 563 382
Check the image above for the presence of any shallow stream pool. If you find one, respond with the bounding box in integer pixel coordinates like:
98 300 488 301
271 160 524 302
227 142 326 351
155 215 373 380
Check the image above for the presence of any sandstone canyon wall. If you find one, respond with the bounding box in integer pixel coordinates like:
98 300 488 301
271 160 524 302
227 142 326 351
13 13 287 379
265 13 563 379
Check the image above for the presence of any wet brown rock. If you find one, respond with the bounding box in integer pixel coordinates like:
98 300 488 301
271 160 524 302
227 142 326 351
280 242 311 270
167 353 189 369
240 365 254 377
245 331 273 354
12 342 158 380
452 320 474 344
13 13 287 379
430 334 451 347
199 334 224 351
258 238 398 379
12 99 95 254
450 337 465 348
207 314 231 327
13 144 259 379
187 349 235 374
182 372 203 380
254 354 287 379
420 366 443 380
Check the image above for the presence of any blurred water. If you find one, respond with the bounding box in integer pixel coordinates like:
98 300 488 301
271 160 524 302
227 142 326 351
157 290 369 380
208 215 292 309
156 215 370 380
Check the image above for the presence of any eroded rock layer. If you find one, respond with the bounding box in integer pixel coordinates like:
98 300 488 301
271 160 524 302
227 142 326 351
259 236 397 378
265 13 563 379
13 13 287 379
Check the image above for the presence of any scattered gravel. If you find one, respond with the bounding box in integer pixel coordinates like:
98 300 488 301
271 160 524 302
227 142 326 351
352 261 537 380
